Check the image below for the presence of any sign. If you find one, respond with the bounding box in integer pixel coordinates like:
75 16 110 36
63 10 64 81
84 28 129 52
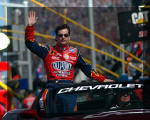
118 10 150 43
57 83 143 94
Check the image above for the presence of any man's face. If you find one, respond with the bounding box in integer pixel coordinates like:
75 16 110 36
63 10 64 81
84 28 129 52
56 28 70 46
120 94 131 103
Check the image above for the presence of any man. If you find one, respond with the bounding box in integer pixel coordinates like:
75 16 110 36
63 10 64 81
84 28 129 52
25 11 114 113
110 89 132 109
23 91 36 109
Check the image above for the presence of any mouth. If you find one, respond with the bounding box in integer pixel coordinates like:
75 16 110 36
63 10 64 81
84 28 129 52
61 39 67 42
58 40 67 45
61 41 66 43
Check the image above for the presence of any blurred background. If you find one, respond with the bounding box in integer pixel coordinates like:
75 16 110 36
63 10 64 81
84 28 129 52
0 0 150 117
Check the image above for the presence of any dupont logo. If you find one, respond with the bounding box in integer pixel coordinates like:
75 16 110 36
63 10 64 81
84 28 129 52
52 61 72 71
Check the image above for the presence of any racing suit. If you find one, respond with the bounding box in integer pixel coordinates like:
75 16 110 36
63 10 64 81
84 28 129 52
25 25 105 113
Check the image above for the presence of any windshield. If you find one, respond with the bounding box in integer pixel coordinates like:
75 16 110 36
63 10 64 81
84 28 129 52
38 83 146 115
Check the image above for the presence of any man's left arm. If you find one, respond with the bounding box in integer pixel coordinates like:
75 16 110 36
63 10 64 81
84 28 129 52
76 52 114 82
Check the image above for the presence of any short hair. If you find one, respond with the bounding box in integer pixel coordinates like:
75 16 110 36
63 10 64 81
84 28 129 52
55 24 71 35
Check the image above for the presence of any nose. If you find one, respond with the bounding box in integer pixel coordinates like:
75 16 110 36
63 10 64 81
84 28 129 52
62 35 66 40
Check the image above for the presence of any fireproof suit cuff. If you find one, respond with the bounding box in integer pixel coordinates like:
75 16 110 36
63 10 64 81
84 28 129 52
25 25 34 42
91 70 105 82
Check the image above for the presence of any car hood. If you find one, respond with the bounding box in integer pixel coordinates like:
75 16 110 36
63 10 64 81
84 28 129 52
3 109 150 120
2 109 27 120
48 109 150 120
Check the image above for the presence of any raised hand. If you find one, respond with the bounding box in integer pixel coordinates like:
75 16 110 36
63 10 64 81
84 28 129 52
28 11 38 26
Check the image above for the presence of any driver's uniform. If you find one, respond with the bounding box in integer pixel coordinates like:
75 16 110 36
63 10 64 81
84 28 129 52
25 25 105 113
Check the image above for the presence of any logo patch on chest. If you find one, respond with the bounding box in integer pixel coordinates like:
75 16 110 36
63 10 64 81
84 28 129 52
63 54 69 59
52 61 72 71
69 48 76 53
52 56 60 60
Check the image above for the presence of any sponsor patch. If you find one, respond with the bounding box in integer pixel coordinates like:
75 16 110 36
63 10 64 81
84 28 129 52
70 56 77 60
56 53 62 57
63 54 69 59
54 71 70 75
69 48 76 53
52 61 72 71
52 56 60 60
56 74 68 77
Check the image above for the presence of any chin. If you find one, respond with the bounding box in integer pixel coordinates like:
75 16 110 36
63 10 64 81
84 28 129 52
59 43 67 46
60 42 68 45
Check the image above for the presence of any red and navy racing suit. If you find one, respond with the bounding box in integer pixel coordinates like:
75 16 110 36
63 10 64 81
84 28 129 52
25 25 105 113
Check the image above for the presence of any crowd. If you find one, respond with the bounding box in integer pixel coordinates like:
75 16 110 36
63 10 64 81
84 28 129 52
28 7 121 62
28 0 132 7
8 0 150 81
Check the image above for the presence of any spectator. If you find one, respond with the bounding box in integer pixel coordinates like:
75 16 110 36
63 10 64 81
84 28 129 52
110 89 142 109
23 91 36 108
126 41 143 81
111 89 132 109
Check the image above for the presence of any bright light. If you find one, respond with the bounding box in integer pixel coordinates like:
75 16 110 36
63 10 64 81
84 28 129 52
0 32 10 50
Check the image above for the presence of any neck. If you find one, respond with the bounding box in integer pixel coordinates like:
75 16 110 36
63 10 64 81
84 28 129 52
55 44 69 51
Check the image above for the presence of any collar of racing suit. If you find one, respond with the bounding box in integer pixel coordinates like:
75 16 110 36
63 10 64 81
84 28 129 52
54 44 69 51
